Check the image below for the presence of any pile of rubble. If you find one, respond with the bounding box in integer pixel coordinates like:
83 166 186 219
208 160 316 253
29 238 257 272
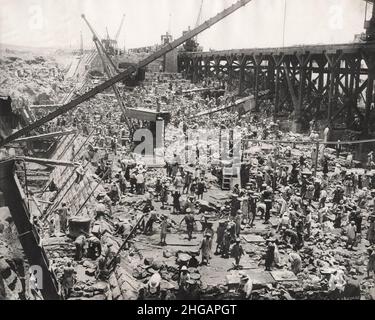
0 209 27 300
0 51 69 106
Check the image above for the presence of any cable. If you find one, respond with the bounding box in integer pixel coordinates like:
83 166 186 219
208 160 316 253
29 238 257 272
282 0 287 47
168 13 172 35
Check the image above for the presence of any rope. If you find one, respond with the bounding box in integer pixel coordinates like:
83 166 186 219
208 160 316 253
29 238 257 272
74 167 111 217
282 0 287 47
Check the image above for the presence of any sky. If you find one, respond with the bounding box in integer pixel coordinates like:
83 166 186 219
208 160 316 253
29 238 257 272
0 0 370 51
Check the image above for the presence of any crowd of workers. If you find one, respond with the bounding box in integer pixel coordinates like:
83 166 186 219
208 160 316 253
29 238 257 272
21 70 375 300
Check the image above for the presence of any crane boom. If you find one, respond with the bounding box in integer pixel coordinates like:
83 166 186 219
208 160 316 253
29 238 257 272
81 14 120 73
93 40 133 132
194 0 204 44
196 0 204 27
82 14 133 131
0 0 253 147
115 14 126 41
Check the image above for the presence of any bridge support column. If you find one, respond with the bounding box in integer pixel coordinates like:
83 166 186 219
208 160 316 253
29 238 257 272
296 53 311 120
267 59 275 94
363 54 375 136
274 68 280 114
227 56 234 88
214 56 221 78
238 55 246 96
272 54 284 115
253 55 262 112
192 58 198 83
325 52 343 127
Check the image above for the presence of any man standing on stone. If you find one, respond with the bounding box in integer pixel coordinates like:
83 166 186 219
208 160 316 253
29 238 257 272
160 215 168 246
199 234 212 265
180 208 196 241
172 190 181 214
231 194 241 217
368 215 375 245
346 221 357 250
215 220 226 255
196 178 206 200
74 234 86 261
144 211 158 235
221 227 231 258
235 210 242 237
182 172 192 194
231 238 245 269
136 170 145 195
58 203 69 234
173 173 183 193
265 241 275 271
62 261 75 299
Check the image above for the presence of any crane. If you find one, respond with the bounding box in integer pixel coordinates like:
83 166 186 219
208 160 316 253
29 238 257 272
183 0 204 52
195 0 204 29
0 0 253 147
115 14 126 42
364 0 375 41
194 0 204 44
80 31 83 55
81 14 134 133
161 13 173 45
81 15 120 73
100 15 126 55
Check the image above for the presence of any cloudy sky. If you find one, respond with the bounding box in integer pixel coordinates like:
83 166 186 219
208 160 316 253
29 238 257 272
0 0 369 50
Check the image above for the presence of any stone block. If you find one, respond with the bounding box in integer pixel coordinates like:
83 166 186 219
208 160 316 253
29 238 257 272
111 286 122 300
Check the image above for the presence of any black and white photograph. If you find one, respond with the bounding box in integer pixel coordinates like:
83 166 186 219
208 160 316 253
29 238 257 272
0 0 375 304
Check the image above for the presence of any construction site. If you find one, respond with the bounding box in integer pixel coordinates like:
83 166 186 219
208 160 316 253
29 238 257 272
1 0 375 301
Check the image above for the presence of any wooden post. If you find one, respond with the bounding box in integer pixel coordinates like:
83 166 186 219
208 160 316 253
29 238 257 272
347 56 355 127
238 55 246 96
227 55 234 86
23 160 29 210
273 54 284 115
296 53 310 118
275 68 280 114
253 54 262 112
74 167 111 216
364 54 375 136
327 62 334 124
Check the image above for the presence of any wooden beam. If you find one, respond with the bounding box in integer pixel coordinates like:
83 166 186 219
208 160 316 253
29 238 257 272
17 157 77 167
30 104 64 109
11 130 77 143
